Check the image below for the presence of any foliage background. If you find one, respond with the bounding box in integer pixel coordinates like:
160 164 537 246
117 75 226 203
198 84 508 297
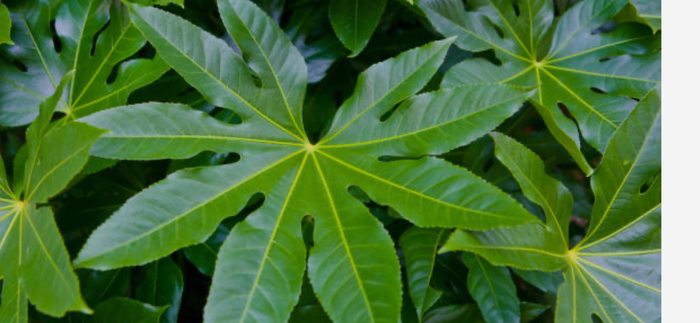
0 0 660 322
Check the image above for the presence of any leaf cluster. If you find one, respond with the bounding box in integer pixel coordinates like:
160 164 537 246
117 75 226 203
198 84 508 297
0 0 660 322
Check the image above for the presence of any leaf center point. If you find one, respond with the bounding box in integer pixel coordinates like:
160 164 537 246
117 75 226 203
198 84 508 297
304 141 317 153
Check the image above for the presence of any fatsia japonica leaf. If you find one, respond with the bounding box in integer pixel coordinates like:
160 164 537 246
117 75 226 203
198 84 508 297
0 72 104 322
442 89 661 323
418 0 660 174
73 1 540 322
0 0 168 127
462 253 519 323
400 227 448 319
329 0 387 56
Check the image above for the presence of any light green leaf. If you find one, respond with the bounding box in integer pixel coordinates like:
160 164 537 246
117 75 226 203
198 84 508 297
205 155 308 323
0 206 90 320
78 103 302 161
24 122 104 203
218 0 307 138
329 0 387 56
442 90 661 322
0 0 168 126
307 152 402 323
556 89 661 323
462 254 519 323
420 0 660 173
129 3 305 142
0 278 27 323
0 1 10 45
90 298 166 323
400 227 448 319
321 37 454 145
74 147 302 269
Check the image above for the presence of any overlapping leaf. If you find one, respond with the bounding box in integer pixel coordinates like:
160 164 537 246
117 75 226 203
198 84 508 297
441 90 661 322
0 73 104 322
0 0 168 126
73 1 541 322
418 0 660 174
329 0 387 56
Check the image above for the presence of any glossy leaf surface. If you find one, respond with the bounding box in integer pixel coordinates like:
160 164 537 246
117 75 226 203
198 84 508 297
73 2 541 323
442 90 661 322
419 0 660 173
329 0 387 56
0 0 168 126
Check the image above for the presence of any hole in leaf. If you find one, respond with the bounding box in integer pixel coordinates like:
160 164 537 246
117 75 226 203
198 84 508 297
557 103 575 120
589 87 607 94
91 19 111 56
227 192 266 223
347 185 371 204
301 215 315 247
598 56 612 62
250 71 264 88
224 152 241 164
513 3 520 16
11 59 28 72
379 103 401 122
591 314 604 323
484 17 505 39
50 20 62 53
378 155 423 162
640 170 660 194
106 62 119 84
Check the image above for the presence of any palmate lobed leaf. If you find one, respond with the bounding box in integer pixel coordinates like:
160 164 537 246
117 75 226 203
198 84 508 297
442 89 661 322
0 0 168 127
0 72 106 321
72 1 546 322
418 0 660 174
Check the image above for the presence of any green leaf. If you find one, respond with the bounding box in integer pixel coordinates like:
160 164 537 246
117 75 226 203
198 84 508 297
556 89 661 323
183 224 229 277
0 206 90 320
621 0 661 33
23 122 104 203
90 298 166 323
0 0 168 126
442 90 661 322
462 254 519 323
0 1 10 45
400 227 448 319
204 157 307 323
0 72 102 321
79 268 131 307
75 1 541 322
512 268 563 294
135 257 184 323
423 304 485 323
78 103 301 161
419 0 660 174
329 0 387 56
320 37 455 145
128 3 305 142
